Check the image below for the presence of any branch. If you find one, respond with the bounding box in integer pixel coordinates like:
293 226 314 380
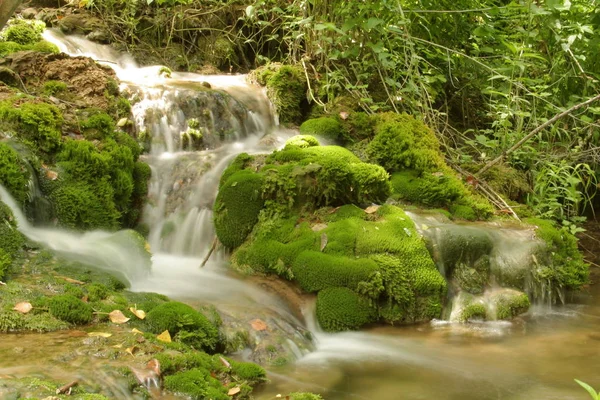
476 93 600 177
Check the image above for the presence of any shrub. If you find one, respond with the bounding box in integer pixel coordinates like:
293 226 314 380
299 117 344 141
145 302 219 351
214 170 264 249
316 287 377 331
48 295 93 324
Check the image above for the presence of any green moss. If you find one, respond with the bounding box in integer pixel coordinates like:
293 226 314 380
0 201 25 258
48 294 93 324
30 40 60 54
0 249 11 282
461 302 487 321
253 64 306 125
0 142 31 205
164 369 229 400
63 284 85 299
145 302 219 351
316 287 377 331
299 117 344 141
219 153 254 188
3 22 41 45
325 204 367 222
42 80 68 96
231 360 267 385
284 135 320 149
391 169 465 207
292 251 378 292
453 256 490 295
87 283 109 301
0 101 63 154
492 291 530 320
214 170 264 250
526 218 588 290
288 393 324 400
81 113 115 140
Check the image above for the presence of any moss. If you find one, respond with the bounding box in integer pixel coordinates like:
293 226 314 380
42 80 68 96
299 117 344 141
253 64 306 125
0 249 11 282
164 369 229 400
145 302 219 351
231 361 267 385
63 284 85 299
526 218 588 290
87 283 109 301
453 256 490 295
316 287 377 332
214 170 264 250
291 251 378 293
284 135 320 149
30 40 60 54
491 291 530 320
460 302 487 321
3 22 42 45
288 393 324 400
436 227 493 276
219 153 254 188
325 204 367 222
0 201 25 258
81 113 115 140
391 169 465 207
48 295 93 324
0 142 31 205
0 100 63 154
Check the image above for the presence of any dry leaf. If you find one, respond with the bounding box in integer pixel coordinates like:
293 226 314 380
125 346 138 356
129 307 146 320
57 276 85 285
45 170 58 181
88 332 112 338
228 386 241 396
320 233 328 252
250 319 267 331
13 302 33 314
219 356 231 369
156 330 171 343
364 205 380 214
131 328 144 335
81 295 89 303
311 223 328 232
339 111 349 120
112 344 123 348
109 310 130 324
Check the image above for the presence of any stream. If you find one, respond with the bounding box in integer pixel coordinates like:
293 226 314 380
1 30 598 399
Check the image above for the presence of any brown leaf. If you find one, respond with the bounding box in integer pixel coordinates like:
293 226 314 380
88 332 112 338
131 328 144 335
129 307 146 320
13 302 32 314
45 170 58 181
156 330 171 343
364 205 380 214
228 386 241 396
81 295 88 303
250 319 267 331
109 310 130 324
339 111 349 120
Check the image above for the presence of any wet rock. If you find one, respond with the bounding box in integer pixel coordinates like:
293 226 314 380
20 8 38 20
58 13 102 35
87 29 111 44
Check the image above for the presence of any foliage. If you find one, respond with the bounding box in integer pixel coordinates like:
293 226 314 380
575 380 600 400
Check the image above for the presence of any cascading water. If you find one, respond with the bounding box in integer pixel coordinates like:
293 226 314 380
2 29 598 400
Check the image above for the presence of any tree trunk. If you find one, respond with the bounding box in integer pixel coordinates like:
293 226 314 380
0 0 22 31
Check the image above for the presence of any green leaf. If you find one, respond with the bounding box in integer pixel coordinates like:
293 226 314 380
575 379 598 400
364 18 384 30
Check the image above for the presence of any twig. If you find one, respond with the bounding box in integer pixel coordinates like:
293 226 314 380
56 380 78 395
200 237 218 268
477 93 600 177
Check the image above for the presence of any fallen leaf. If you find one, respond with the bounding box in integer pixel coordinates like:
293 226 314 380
129 307 146 320
81 295 88 303
125 346 138 356
156 330 171 343
311 223 328 232
228 386 241 396
117 117 129 127
57 276 85 285
339 111 349 120
364 205 380 214
13 302 32 314
88 332 112 338
45 170 58 181
136 336 146 344
219 356 231 369
320 233 328 252
109 310 130 324
131 328 144 335
250 319 267 331
112 344 123 349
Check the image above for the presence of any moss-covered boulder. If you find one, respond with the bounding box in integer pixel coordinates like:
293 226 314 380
284 135 320 149
0 142 31 206
214 170 264 250
146 302 219 351
316 287 377 331
299 117 344 141
455 289 530 322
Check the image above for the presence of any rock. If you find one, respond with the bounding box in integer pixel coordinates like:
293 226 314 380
201 81 211 89
58 13 102 35
20 8 38 19
87 29 111 44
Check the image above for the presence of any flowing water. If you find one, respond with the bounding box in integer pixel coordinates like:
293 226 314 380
2 30 598 399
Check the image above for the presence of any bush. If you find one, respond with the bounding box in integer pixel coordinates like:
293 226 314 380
214 170 264 249
0 142 31 205
299 117 344 141
48 295 93 324
316 287 377 331
145 302 219 351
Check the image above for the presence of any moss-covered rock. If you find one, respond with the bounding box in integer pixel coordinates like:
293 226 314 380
299 117 344 141
391 169 465 207
284 135 320 149
252 63 306 125
288 393 324 400
145 302 219 351
316 287 377 331
0 201 25 261
491 290 530 320
48 294 93 324
0 142 31 205
2 20 43 45
214 170 264 249
164 368 230 400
